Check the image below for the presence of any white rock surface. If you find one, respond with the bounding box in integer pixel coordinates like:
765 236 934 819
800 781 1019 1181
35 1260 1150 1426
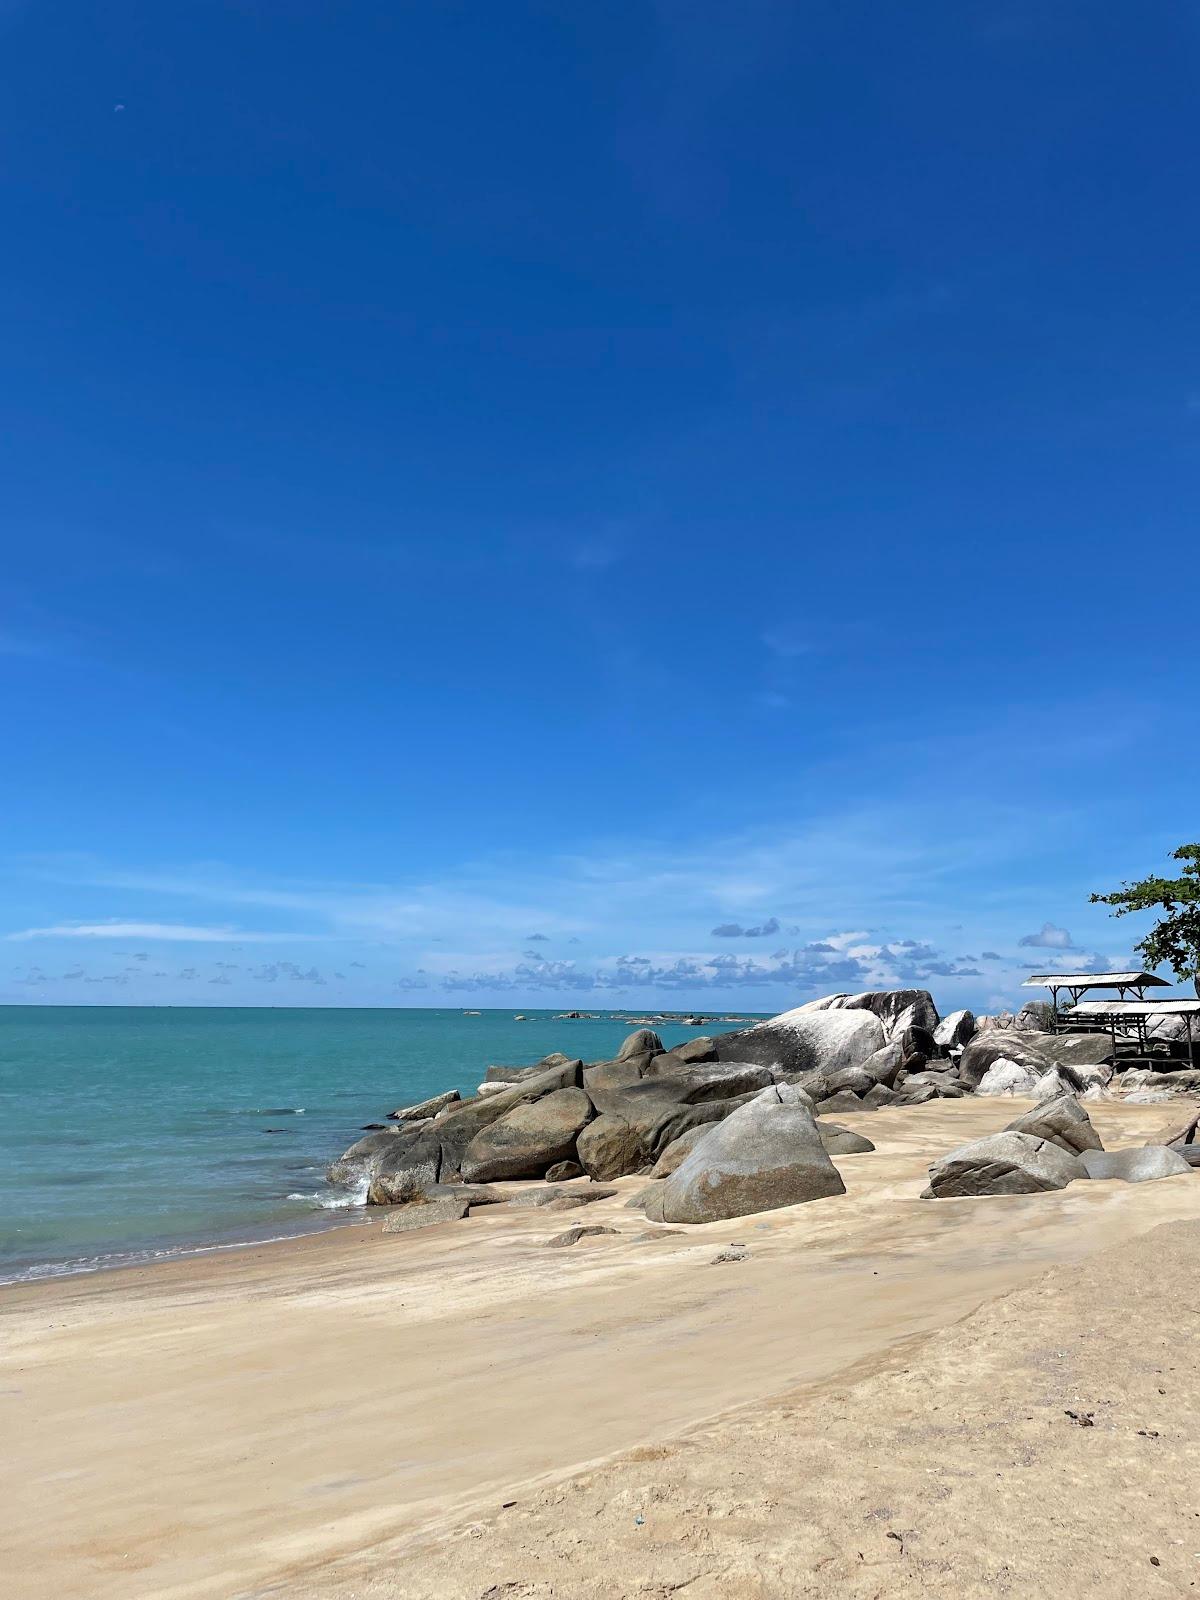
725 1006 886 1077
975 1058 1040 1097
934 1008 976 1052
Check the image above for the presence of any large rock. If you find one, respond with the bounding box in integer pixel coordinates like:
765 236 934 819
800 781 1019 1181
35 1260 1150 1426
1079 1146 1192 1183
642 1084 846 1224
958 1031 1114 1092
819 1064 876 1098
583 1055 652 1094
1124 1068 1200 1094
1015 1001 1056 1032
925 1131 1083 1198
818 1089 872 1115
669 1036 719 1064
975 1058 1040 1097
895 1069 968 1099
1004 1093 1103 1157
796 989 940 1041
327 1128 403 1185
459 1087 594 1182
889 1002 942 1044
576 1081 755 1180
858 1040 906 1087
367 1062 586 1202
836 990 940 1041
616 1028 664 1060
933 1009 976 1054
639 1058 776 1100
367 1131 442 1204
712 1007 885 1078
793 993 846 1012
863 1081 900 1107
588 1065 771 1116
898 1024 937 1063
1031 1069 1073 1102
648 1124 714 1178
576 1115 654 1181
892 1082 937 1106
388 1089 461 1121
485 1054 581 1084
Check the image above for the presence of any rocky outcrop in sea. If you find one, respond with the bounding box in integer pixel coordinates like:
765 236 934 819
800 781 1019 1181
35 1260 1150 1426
326 988 1200 1229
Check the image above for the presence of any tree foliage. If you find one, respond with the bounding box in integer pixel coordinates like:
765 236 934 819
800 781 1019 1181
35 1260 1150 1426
1090 844 1200 990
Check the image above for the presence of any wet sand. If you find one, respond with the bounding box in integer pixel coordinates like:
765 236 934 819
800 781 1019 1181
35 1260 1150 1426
3 1097 1198 1600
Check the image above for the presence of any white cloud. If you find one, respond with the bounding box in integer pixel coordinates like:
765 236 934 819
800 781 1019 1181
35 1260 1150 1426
6 779 1143 1007
1017 921 1075 950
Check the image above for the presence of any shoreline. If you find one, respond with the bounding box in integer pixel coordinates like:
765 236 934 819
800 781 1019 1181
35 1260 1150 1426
6 1095 1200 1599
0 1203 375 1289
2 1008 774 1285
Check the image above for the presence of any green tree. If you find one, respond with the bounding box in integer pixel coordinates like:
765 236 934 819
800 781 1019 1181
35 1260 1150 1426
1090 844 1200 995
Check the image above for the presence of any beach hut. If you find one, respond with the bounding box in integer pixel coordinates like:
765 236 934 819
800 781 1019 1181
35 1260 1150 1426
1021 969 1167 1021
1063 998 1200 1069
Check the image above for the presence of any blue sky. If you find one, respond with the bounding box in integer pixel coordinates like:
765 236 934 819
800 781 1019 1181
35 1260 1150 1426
2 1 1198 1010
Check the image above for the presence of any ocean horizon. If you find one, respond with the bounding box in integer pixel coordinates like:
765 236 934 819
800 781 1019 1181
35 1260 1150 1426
0 1003 764 1283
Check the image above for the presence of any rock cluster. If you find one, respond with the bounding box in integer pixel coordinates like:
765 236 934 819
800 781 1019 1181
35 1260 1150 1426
327 988 1197 1229
642 1084 846 1224
924 1091 1190 1197
959 1031 1115 1094
329 994 953 1206
925 1130 1084 1198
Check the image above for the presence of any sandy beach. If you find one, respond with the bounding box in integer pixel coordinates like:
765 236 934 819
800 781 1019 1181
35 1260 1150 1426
5 1095 1199 1600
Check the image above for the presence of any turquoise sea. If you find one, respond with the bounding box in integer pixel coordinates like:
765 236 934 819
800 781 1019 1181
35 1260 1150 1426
0 1006 759 1282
